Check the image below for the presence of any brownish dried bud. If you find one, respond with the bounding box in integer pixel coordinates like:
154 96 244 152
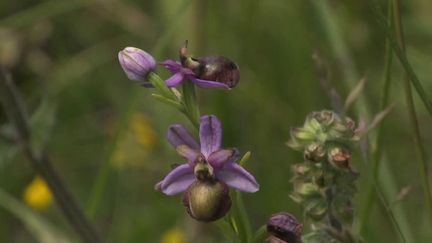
267 212 303 243
183 180 231 222
328 146 351 168
304 143 326 162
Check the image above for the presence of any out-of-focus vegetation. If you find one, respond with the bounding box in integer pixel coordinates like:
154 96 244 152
1 0 432 242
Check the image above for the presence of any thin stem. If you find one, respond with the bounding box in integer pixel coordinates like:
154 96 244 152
358 0 394 233
311 0 369 121
182 81 200 129
392 0 432 222
370 0 432 117
0 68 102 243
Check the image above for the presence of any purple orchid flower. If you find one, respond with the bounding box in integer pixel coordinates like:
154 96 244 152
160 60 232 90
156 115 259 196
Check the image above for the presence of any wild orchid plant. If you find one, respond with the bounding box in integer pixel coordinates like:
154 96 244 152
118 42 362 243
118 41 261 241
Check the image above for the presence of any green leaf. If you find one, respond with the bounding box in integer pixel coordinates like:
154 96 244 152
251 225 267 243
344 76 367 111
238 151 251 167
151 93 184 111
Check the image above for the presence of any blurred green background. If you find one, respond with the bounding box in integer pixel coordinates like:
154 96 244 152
1 0 432 242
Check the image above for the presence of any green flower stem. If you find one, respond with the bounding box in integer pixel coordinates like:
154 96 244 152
392 0 432 223
182 81 200 129
232 191 252 243
232 152 253 243
0 68 102 243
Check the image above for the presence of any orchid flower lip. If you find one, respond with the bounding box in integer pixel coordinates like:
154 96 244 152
159 60 231 89
156 115 259 195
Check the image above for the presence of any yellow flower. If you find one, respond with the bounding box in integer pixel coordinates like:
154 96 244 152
23 176 53 211
113 113 158 169
160 228 185 243
130 113 157 149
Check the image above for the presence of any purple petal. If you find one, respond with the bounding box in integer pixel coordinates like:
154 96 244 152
167 124 200 150
157 164 195 195
199 115 222 157
191 77 231 90
216 163 259 193
207 148 239 169
165 72 185 87
176 145 201 164
160 60 182 73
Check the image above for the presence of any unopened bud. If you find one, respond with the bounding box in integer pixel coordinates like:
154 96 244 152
295 182 319 197
266 212 302 243
118 47 156 81
291 163 311 175
304 143 326 162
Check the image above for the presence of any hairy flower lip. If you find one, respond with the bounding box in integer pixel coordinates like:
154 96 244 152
156 115 259 196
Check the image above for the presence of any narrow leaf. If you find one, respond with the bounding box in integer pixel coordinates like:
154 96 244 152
345 76 367 110
151 94 183 111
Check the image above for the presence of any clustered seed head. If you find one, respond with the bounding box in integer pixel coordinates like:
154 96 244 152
287 110 359 242
287 110 358 154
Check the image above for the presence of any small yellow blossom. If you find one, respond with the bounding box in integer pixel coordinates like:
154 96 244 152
130 113 157 149
160 228 185 243
113 113 158 169
23 176 53 211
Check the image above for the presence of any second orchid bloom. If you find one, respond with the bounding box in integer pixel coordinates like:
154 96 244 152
118 42 240 90
156 115 259 222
